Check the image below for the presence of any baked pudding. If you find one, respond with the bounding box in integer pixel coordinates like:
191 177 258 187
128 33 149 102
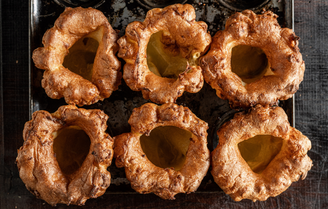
118 4 211 104
32 7 121 106
16 105 114 206
211 105 312 201
114 103 210 199
201 10 305 108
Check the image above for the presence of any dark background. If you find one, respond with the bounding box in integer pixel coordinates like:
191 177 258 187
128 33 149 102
1 0 328 208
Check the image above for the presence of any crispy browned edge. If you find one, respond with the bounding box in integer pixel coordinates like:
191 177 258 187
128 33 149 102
117 4 211 104
16 105 114 206
201 10 305 108
114 103 210 199
32 7 121 106
211 105 312 201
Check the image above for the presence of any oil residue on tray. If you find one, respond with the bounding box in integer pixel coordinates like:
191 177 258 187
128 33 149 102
218 0 270 11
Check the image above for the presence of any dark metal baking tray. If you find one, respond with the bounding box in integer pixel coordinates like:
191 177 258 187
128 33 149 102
29 0 294 195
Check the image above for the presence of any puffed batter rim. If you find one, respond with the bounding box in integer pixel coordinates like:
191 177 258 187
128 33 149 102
16 105 114 206
118 4 211 104
211 105 312 202
32 7 121 106
201 10 305 108
114 103 210 199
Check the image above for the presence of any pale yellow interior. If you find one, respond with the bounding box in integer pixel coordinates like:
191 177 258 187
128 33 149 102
231 45 273 85
238 135 283 174
52 126 91 175
63 27 103 81
140 126 191 171
147 31 196 79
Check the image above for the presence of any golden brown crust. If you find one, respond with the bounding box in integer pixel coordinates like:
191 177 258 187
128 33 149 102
201 10 305 108
16 105 114 206
118 4 211 104
114 103 210 199
32 7 121 106
211 105 312 201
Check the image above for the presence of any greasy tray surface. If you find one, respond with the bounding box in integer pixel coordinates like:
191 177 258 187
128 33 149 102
29 0 293 194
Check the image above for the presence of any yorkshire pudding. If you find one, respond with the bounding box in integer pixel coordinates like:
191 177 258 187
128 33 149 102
114 103 210 199
201 10 305 108
16 105 114 206
211 105 312 201
118 4 211 104
32 7 121 106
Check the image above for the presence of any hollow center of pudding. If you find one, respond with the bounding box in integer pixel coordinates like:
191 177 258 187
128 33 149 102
53 126 91 175
238 135 283 174
63 27 103 81
147 31 189 79
231 45 271 84
140 126 191 171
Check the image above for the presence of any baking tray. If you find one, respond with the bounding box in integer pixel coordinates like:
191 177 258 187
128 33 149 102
29 0 294 197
